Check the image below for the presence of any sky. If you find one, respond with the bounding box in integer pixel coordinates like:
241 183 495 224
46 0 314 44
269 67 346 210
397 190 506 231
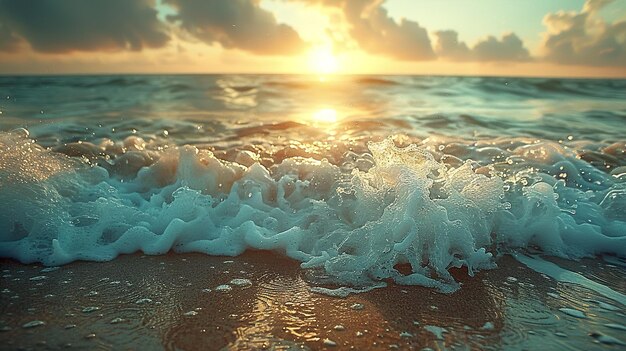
0 0 625 77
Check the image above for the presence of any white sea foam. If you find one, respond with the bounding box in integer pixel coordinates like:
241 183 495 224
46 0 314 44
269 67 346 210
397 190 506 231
1 131 625 293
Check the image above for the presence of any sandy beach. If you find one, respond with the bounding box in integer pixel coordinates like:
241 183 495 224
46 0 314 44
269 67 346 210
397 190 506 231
1 252 624 350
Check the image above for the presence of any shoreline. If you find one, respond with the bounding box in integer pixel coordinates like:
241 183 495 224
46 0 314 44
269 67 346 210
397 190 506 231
1 252 624 350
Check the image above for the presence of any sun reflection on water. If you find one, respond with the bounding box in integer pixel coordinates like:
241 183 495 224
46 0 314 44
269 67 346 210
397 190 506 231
312 108 338 123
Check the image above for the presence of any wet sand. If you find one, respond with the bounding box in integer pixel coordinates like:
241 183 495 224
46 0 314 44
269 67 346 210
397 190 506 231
1 252 625 350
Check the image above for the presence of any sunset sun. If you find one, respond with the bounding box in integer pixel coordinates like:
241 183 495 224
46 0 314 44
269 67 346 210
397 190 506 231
308 47 339 74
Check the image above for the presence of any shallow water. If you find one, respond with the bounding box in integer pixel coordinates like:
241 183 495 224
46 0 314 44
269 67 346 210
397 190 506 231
0 75 625 292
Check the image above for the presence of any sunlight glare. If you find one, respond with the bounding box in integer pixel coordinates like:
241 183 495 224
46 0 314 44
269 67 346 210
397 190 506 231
312 108 338 123
309 48 338 75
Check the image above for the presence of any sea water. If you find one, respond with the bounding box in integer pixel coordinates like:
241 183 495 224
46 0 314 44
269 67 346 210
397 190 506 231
0 75 625 293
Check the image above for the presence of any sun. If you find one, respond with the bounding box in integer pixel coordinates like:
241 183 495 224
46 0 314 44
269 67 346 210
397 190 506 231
308 47 339 74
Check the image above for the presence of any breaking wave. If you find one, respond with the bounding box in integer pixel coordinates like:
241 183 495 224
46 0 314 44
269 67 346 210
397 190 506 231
1 129 625 293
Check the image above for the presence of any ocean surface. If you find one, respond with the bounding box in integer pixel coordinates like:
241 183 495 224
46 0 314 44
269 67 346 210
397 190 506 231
1 74 625 293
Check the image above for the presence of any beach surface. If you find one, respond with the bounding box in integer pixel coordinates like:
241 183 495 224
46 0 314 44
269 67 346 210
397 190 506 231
1 252 624 350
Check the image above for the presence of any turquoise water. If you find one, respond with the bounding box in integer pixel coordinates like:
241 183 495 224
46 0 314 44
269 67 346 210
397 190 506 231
1 75 625 143
0 75 625 293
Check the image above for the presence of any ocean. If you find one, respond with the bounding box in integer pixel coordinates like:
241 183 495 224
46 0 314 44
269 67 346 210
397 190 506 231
0 75 625 349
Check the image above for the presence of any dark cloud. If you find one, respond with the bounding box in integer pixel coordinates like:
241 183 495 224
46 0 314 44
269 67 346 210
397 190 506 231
434 31 530 62
164 0 305 55
0 0 169 53
541 0 626 66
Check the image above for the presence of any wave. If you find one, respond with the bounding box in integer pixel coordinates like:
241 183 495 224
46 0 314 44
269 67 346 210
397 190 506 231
471 77 626 100
355 77 401 86
1 130 625 293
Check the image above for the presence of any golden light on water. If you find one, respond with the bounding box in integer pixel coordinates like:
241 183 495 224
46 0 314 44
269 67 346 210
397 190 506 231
312 108 338 123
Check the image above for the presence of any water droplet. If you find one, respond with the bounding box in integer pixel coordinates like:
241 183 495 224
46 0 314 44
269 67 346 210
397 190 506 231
40 267 59 273
229 278 252 287
215 285 232 292
22 320 45 328
323 338 337 347
350 303 364 310
480 322 495 330
559 307 586 318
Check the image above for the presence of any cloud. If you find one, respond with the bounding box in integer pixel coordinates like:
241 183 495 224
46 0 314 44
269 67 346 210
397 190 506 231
434 31 530 62
0 0 169 53
308 0 434 60
0 21 19 52
433 30 470 61
1 0 620 72
164 0 305 55
300 0 532 62
541 0 626 66
341 0 434 60
583 0 613 12
473 33 531 61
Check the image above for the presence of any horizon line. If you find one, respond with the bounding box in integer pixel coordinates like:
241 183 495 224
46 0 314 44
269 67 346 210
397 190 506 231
1 72 625 81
